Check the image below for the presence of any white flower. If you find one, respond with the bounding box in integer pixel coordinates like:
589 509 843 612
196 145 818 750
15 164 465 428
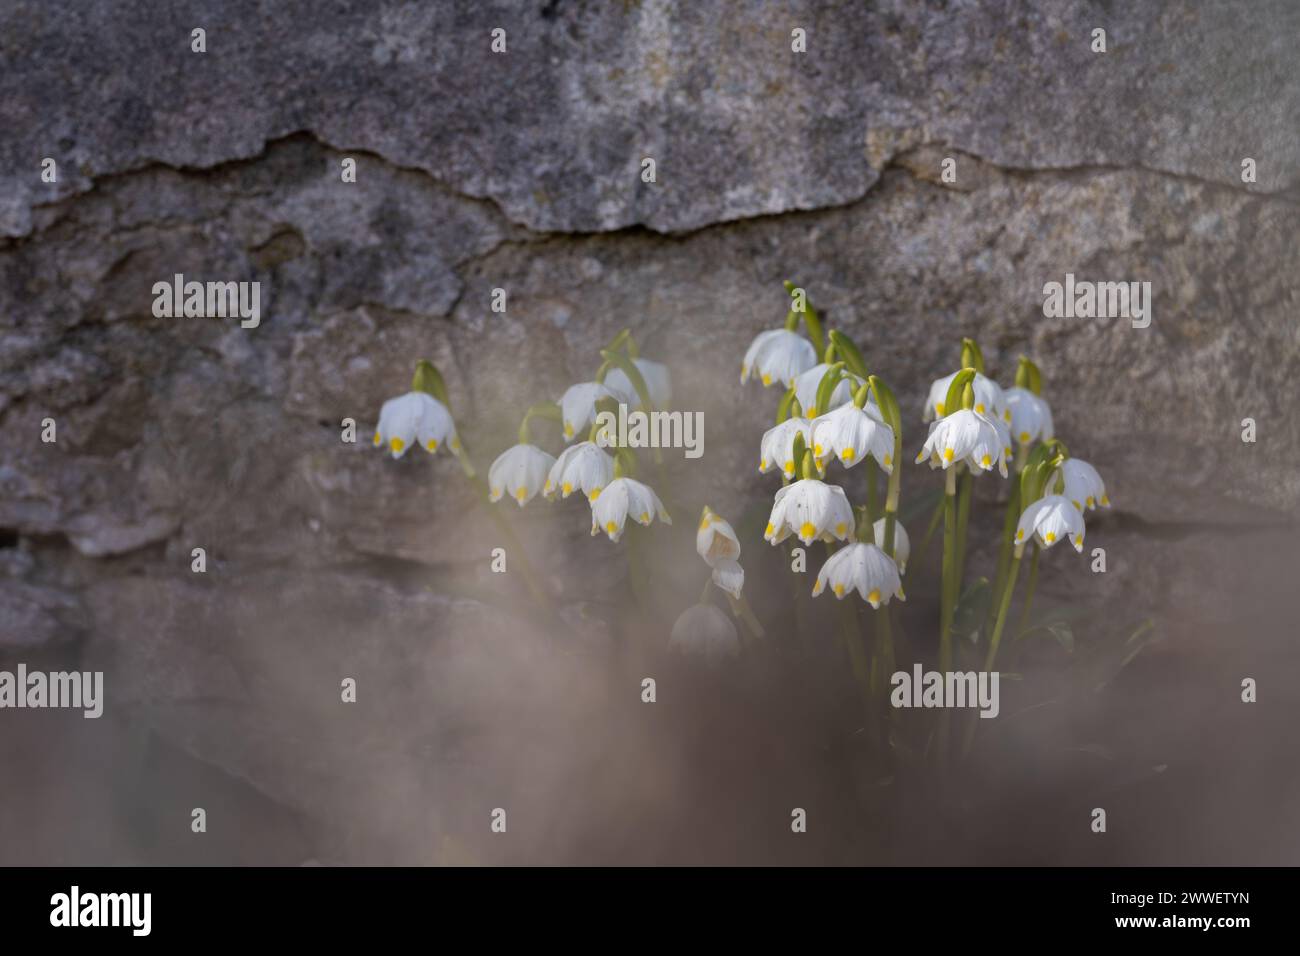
811 543 905 608
741 329 817 388
1016 494 1086 552
545 442 614 501
915 409 1009 477
1055 458 1110 511
758 416 813 478
711 558 745 599
488 444 556 507
669 603 740 665
559 381 621 441
373 391 458 459
810 402 894 473
764 479 855 546
697 508 740 566
1004 386 1055 447
590 477 671 541
872 517 911 574
605 357 672 408
793 362 866 418
924 371 1009 424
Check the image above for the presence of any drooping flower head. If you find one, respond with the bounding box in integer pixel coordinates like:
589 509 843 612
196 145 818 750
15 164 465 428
697 507 741 566
916 408 1009 477
741 329 817 388
590 477 672 542
488 444 556 507
669 603 741 665
872 517 910 574
545 441 614 501
373 391 458 459
758 416 813 478
1054 458 1110 511
559 381 622 441
810 402 894 473
812 542 905 608
1004 386 1055 448
764 479 855 546
1016 494 1086 552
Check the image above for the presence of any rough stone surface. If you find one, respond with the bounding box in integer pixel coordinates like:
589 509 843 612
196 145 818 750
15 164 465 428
1 1 1298 864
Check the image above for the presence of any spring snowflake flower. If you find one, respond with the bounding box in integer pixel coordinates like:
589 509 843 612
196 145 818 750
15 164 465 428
559 381 622 441
711 558 745 599
605 357 672 408
924 371 1009 424
488 444 556 507
810 402 894 472
697 508 740 566
872 517 911 574
669 603 741 665
544 442 614 501
741 329 817 388
1003 387 1055 447
916 409 1009 476
764 479 855 546
812 542 905 607
758 416 813 478
590 477 671 542
373 392 458 459
1056 458 1110 511
1016 494 1086 552
793 363 866 419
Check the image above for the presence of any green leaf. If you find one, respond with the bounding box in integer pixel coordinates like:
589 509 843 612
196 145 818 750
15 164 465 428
812 362 845 418
952 576 992 644
829 330 870 380
411 360 451 408
600 349 653 411
942 367 977 418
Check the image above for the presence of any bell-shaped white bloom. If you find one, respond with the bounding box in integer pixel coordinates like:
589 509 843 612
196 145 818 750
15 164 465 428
711 558 745 599
590 477 671 542
1055 458 1110 511
544 441 614 501
605 357 672 409
559 381 621 441
697 508 740 567
915 408 1009 477
812 542 905 608
924 371 1009 424
488 443 556 507
1016 494 1085 552
758 416 812 478
669 603 741 665
872 517 911 574
373 391 459 459
1003 386 1055 447
764 479 855 546
741 329 817 388
810 402 894 473
793 363 866 419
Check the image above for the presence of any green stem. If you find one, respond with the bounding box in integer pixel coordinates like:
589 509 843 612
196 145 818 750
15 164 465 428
954 469 972 586
914 495 945 570
728 593 766 642
1015 545 1040 637
988 479 1021 632
937 467 958 760
455 443 553 614
865 458 879 525
984 549 1022 671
